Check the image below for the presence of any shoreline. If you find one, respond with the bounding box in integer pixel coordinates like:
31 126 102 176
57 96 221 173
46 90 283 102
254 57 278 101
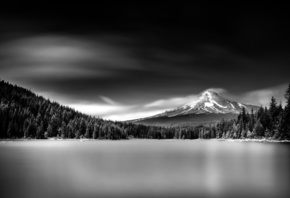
212 138 290 143
0 138 290 143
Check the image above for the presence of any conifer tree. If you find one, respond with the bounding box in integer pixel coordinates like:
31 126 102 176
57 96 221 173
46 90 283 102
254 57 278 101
84 124 91 138
92 124 99 139
79 118 86 137
269 96 278 136
36 121 44 139
7 120 16 138
60 121 67 139
47 123 53 137
253 120 264 137
280 84 290 139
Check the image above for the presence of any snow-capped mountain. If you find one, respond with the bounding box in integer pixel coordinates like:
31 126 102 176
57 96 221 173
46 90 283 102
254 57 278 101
131 90 259 127
159 90 259 117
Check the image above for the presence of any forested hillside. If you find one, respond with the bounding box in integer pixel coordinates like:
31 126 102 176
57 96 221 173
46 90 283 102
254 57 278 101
0 80 169 139
0 80 290 140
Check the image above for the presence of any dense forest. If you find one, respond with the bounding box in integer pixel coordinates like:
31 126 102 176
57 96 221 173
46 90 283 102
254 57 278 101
0 80 290 140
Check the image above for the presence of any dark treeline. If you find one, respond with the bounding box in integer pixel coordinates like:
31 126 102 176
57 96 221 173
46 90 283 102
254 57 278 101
0 80 168 140
214 84 290 140
0 80 290 140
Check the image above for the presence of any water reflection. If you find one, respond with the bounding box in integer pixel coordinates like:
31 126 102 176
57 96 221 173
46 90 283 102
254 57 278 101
0 140 289 198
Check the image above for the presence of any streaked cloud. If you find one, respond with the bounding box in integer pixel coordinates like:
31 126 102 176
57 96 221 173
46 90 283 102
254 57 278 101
0 35 143 82
68 103 135 119
100 96 118 105
103 110 165 121
234 84 288 107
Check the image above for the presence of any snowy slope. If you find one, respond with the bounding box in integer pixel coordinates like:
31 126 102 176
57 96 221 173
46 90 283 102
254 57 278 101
134 90 259 122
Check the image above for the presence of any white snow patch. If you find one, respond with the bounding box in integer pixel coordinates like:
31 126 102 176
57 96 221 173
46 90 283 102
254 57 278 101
204 102 214 107
211 100 227 108
210 106 224 113
176 89 239 115
203 91 213 100
238 103 247 108
229 103 235 109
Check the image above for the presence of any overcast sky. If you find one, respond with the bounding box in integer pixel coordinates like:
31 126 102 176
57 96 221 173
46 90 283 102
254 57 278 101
0 5 289 120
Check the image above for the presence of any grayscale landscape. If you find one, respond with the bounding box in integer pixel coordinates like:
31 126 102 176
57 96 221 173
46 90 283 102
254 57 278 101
1 4 290 198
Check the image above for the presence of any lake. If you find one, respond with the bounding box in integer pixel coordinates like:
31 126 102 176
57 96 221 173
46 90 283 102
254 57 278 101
0 140 289 198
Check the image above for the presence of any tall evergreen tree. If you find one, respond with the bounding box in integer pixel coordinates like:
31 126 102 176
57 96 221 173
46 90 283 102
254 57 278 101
60 121 67 139
92 123 99 139
79 118 86 137
47 123 53 137
269 96 278 133
36 121 44 139
7 120 16 138
280 84 290 139
84 124 91 138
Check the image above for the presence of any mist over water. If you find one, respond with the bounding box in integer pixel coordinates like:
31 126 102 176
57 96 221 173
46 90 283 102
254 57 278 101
0 140 289 198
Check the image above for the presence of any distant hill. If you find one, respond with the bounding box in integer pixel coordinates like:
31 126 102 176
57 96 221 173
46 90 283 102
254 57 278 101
131 113 238 127
131 90 260 127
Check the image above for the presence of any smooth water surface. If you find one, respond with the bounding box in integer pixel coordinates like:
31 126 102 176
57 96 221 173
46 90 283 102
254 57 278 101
0 140 289 198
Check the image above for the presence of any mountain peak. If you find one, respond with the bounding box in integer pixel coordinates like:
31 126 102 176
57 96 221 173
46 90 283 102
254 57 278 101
200 90 220 100
155 89 260 118
202 90 219 96
182 89 222 109
131 89 260 126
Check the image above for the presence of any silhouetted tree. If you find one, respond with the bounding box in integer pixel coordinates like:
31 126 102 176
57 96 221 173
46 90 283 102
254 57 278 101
280 84 290 139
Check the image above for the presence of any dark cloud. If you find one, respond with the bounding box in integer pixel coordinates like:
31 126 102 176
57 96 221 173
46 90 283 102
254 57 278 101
0 5 290 119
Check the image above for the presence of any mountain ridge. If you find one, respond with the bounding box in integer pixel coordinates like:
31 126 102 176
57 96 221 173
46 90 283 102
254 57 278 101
130 90 260 127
